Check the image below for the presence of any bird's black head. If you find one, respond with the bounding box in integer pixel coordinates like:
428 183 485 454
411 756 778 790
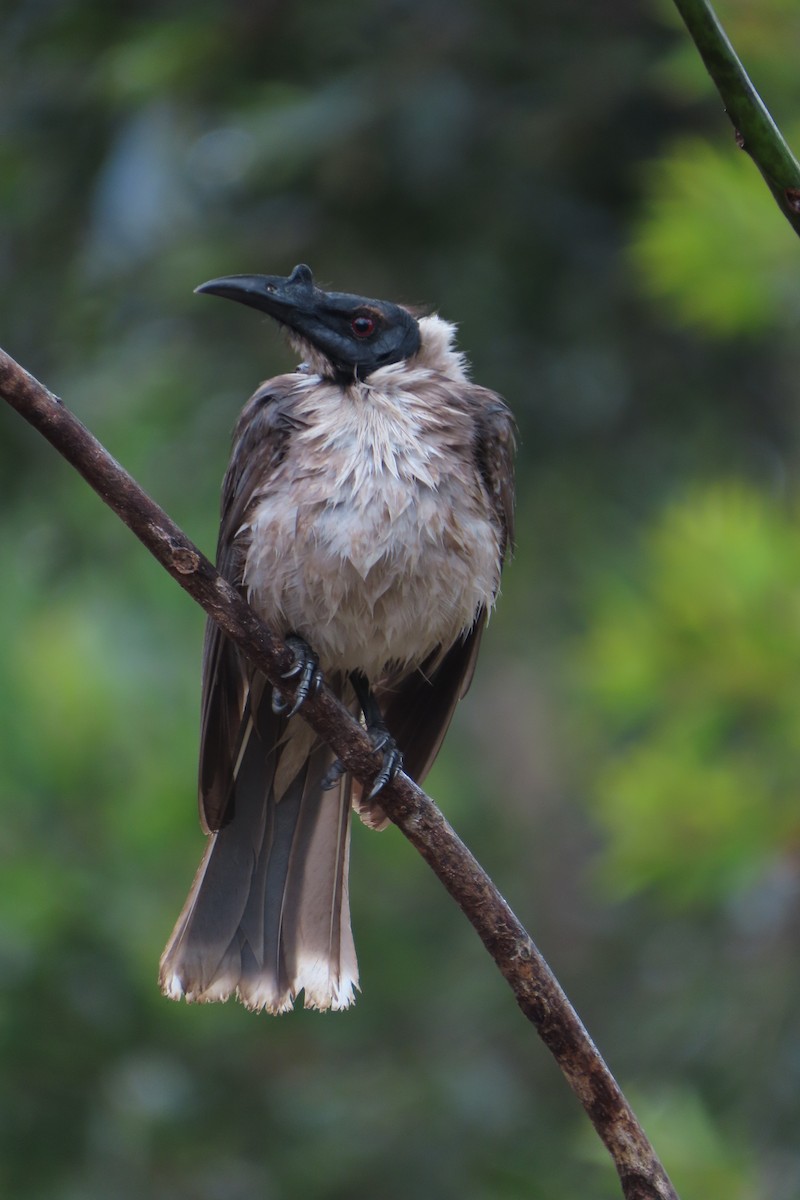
195 264 421 381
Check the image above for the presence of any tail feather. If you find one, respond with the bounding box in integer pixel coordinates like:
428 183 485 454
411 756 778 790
281 758 357 1010
160 693 358 1013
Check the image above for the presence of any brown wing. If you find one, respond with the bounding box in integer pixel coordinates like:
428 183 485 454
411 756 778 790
198 378 299 832
373 387 516 790
471 387 516 565
375 619 485 788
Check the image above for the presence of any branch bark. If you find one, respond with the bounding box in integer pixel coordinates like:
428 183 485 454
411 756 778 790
0 346 679 1200
672 0 800 237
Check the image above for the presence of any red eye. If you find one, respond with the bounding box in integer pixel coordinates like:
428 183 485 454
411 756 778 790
351 315 376 338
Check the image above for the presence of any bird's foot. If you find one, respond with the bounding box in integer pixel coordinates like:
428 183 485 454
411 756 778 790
366 725 403 799
271 635 323 718
322 722 403 797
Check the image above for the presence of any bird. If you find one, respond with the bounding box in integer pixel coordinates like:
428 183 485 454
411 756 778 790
159 263 515 1013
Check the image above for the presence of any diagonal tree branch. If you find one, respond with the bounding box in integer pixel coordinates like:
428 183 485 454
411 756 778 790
0 346 679 1200
672 0 800 237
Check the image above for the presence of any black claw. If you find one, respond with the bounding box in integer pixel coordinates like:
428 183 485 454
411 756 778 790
371 724 407 801
321 758 347 791
322 735 403 798
274 635 322 718
346 668 403 799
281 658 303 680
365 722 403 799
367 741 403 800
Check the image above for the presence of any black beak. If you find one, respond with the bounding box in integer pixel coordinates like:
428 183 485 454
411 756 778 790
195 263 317 322
195 263 422 378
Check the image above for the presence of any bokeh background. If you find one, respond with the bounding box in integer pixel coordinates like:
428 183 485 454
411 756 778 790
2 1 800 1196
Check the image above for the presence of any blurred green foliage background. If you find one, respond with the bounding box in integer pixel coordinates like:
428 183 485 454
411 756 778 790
2 1 799 1197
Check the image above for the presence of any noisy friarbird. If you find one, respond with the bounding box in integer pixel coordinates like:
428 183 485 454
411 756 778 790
160 264 515 1012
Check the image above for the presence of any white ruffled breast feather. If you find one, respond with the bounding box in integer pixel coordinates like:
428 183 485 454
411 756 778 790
242 319 500 676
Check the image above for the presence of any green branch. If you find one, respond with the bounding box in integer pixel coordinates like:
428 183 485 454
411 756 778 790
672 0 800 237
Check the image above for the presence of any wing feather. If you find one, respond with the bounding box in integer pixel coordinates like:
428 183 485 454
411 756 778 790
199 378 299 832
